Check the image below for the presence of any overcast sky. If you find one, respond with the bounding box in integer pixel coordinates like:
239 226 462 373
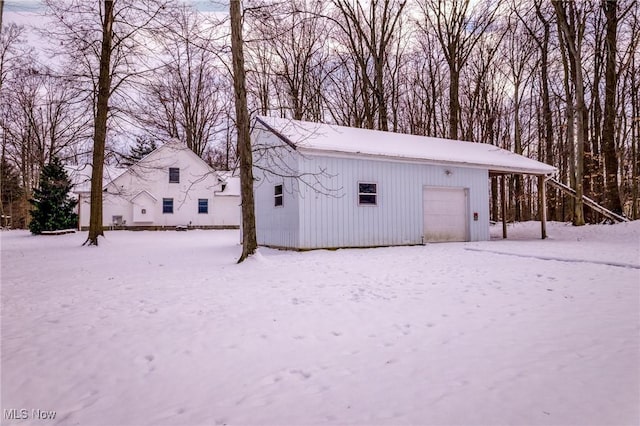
4 0 228 13
5 0 42 12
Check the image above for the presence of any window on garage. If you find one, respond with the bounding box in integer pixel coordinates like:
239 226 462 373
358 182 377 205
274 184 283 207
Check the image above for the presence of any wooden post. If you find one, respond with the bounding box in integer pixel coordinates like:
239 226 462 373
501 175 507 239
77 193 82 231
539 175 547 239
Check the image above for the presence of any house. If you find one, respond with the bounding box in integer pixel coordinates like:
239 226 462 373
74 141 240 230
251 116 556 250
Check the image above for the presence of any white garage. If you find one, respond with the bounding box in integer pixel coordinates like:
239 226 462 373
252 116 557 250
423 187 469 242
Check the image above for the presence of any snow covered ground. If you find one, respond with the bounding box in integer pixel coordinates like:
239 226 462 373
1 222 639 426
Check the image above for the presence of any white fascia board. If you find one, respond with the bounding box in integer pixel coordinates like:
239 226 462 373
297 147 557 176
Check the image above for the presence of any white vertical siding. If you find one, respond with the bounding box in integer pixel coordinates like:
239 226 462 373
296 155 489 249
253 129 300 248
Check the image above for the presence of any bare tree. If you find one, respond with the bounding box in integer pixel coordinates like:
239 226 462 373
247 0 330 121
330 0 407 131
504 14 536 220
85 0 115 245
43 0 170 245
139 5 228 158
418 0 500 140
1 20 89 228
553 0 589 226
230 0 257 263
601 0 623 214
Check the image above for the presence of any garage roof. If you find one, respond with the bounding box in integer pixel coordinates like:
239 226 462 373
255 116 556 176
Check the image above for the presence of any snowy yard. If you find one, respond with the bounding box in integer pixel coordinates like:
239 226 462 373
1 222 639 426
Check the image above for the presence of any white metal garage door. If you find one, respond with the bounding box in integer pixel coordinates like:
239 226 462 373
423 187 468 242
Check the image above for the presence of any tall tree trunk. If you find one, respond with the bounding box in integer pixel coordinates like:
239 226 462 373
632 69 639 219
85 0 113 246
514 80 522 221
0 144 5 226
375 59 389 131
530 2 557 220
230 0 257 263
602 0 623 214
554 1 585 226
449 63 460 140
558 30 577 220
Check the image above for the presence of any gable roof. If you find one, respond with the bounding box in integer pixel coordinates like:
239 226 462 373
68 164 127 193
255 116 556 176
130 190 158 202
71 141 226 193
128 140 215 176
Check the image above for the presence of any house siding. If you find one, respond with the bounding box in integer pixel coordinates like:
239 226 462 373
296 155 489 249
253 129 300 248
212 196 241 227
77 144 240 229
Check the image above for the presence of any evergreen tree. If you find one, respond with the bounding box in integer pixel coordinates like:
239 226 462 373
120 137 157 167
29 157 78 234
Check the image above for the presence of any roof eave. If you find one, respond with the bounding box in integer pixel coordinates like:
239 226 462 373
298 147 556 176
254 116 298 150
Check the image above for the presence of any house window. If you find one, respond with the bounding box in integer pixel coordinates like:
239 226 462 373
163 198 174 214
141 208 146 214
169 167 180 183
198 198 208 214
274 184 283 207
358 182 377 205
112 215 123 225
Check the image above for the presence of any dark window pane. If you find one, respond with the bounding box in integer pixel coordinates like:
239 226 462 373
359 194 377 205
359 183 376 194
163 198 173 214
198 199 208 214
275 184 283 207
169 167 180 183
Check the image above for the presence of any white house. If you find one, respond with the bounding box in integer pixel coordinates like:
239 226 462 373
251 116 556 250
74 142 240 230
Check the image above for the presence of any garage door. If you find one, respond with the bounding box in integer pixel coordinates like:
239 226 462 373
423 187 468 242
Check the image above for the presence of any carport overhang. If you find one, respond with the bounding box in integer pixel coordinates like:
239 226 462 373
489 169 556 240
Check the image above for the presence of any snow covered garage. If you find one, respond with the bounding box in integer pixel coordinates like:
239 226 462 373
252 116 556 250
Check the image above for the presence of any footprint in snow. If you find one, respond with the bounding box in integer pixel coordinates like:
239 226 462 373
289 369 311 379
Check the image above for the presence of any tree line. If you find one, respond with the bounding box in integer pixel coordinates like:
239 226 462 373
1 0 638 234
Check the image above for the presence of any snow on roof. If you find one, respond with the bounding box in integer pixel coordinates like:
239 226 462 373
216 175 240 197
256 116 557 175
66 164 127 193
216 170 236 181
